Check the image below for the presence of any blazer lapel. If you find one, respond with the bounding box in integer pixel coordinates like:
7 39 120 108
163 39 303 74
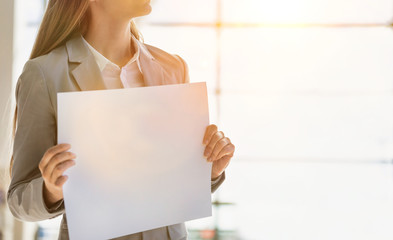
66 34 166 90
66 36 106 91
138 51 166 87
132 34 167 87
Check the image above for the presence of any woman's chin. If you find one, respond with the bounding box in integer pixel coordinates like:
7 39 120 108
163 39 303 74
144 4 152 15
135 4 152 17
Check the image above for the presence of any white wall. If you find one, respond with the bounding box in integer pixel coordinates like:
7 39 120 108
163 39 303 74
0 0 14 170
0 0 15 239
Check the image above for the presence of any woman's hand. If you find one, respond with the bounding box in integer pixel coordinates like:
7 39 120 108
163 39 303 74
203 124 235 180
38 143 76 209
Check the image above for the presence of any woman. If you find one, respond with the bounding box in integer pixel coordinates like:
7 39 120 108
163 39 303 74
7 0 235 239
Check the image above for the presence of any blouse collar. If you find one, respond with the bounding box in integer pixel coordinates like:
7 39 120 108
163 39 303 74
81 34 142 73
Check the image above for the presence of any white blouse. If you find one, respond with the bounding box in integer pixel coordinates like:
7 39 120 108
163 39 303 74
81 35 145 89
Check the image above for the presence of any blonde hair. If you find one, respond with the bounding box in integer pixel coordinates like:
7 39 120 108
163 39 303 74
10 0 141 176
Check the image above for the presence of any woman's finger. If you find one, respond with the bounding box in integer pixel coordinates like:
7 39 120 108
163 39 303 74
202 124 218 146
49 160 76 185
215 142 235 160
204 131 224 159
212 155 232 178
208 137 231 162
39 144 71 172
43 151 76 179
54 175 69 188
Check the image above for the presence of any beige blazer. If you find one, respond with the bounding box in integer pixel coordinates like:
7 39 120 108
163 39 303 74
7 34 225 240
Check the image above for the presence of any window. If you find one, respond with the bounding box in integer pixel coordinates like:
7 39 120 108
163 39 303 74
138 0 393 239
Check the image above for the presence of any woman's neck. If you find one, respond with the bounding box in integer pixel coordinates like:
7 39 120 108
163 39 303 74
83 16 134 68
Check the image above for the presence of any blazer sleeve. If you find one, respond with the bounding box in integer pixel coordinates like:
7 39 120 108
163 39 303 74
175 54 226 194
7 60 65 222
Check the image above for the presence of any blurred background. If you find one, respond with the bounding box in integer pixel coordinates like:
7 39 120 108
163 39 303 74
1 0 393 239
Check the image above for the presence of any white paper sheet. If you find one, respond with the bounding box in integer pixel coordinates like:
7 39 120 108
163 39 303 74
57 82 212 240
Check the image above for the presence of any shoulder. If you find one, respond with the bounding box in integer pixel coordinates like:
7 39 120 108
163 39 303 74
19 44 68 81
17 45 68 110
21 45 69 92
28 45 69 74
143 43 184 66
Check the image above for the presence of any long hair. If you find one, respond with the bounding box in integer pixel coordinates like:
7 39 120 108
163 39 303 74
10 0 141 176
